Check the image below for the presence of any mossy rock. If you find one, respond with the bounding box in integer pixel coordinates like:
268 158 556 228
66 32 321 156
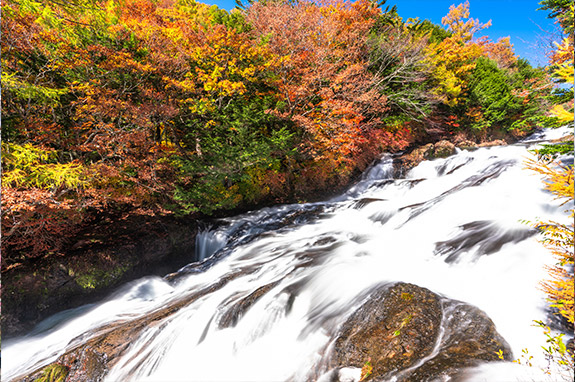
328 282 512 381
33 364 69 382
433 140 457 158
330 283 443 379
74 265 130 290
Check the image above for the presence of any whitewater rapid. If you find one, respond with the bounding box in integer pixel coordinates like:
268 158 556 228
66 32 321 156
2 127 573 381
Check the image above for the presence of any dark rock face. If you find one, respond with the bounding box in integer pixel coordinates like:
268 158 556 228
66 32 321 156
327 282 512 381
2 213 198 337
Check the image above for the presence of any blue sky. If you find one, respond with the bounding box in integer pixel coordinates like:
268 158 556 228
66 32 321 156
383 0 558 66
201 0 560 67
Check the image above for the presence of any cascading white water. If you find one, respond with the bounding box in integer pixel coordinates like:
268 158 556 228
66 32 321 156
195 228 229 262
2 127 573 382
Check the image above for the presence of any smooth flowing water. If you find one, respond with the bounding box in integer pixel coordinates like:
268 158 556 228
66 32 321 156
3 127 573 381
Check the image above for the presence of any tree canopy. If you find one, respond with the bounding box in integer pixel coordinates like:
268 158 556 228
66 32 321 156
1 0 559 266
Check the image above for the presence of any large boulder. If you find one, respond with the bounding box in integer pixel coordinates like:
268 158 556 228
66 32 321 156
329 282 442 378
326 282 512 381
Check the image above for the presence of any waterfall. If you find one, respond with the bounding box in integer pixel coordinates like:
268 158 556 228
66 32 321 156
195 227 229 262
2 127 573 382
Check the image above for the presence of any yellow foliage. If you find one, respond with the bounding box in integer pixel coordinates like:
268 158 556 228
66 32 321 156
425 2 488 106
526 156 574 324
551 38 574 67
550 104 574 124
525 158 573 203
549 36 574 125
2 143 90 191
34 363 69 382
425 38 483 106
1 142 53 169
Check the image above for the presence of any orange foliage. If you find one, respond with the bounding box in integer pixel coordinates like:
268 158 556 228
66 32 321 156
483 37 517 69
246 0 391 170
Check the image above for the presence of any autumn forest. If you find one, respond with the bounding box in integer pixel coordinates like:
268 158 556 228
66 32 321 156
3 0 571 267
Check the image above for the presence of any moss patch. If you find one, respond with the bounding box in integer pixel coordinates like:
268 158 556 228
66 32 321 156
34 364 69 382
75 264 130 290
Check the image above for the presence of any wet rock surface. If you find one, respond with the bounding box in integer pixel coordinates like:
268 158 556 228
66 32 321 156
406 301 513 381
327 282 512 381
218 281 281 329
393 141 457 177
393 138 510 178
434 220 538 263
456 140 478 150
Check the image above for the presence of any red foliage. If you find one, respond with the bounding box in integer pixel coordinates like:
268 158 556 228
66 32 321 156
1 189 83 267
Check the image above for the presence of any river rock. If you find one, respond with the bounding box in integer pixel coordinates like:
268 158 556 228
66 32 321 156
456 140 478 150
406 301 513 381
433 140 457 158
218 281 280 329
393 141 457 177
326 282 512 381
478 139 507 147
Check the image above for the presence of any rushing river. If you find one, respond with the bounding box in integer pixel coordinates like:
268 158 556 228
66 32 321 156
2 127 573 381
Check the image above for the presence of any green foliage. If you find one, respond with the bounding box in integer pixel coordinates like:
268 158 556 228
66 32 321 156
515 321 574 381
34 364 69 382
538 0 574 37
464 57 552 133
409 19 452 43
74 265 129 289
467 57 514 130
535 141 574 159
166 91 297 213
